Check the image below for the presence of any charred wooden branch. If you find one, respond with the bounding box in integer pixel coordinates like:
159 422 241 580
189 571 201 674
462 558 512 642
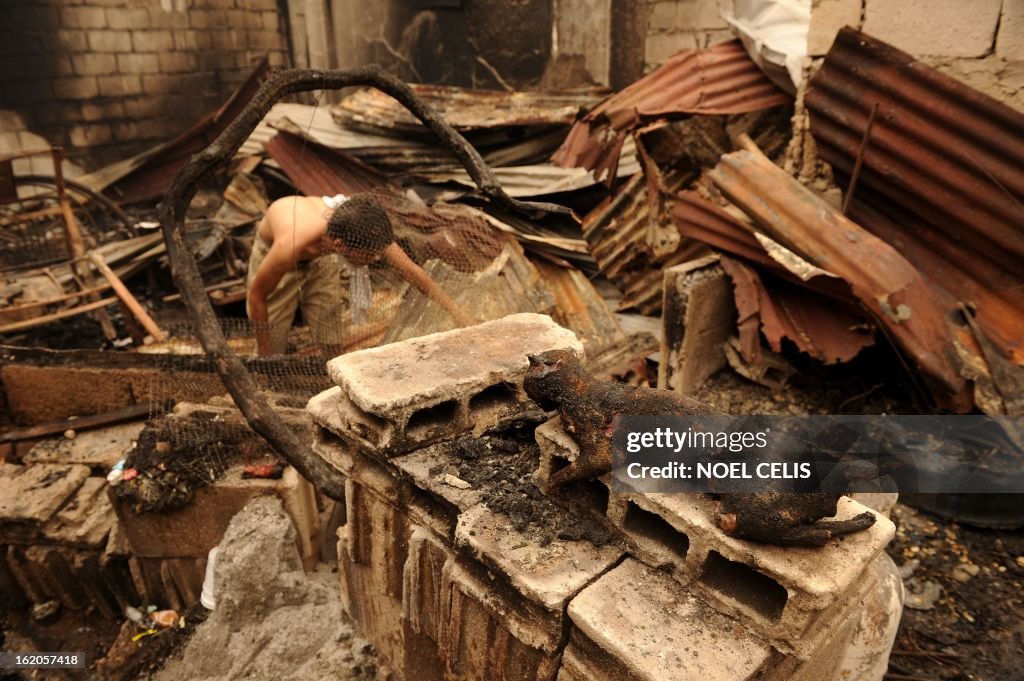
158 66 567 501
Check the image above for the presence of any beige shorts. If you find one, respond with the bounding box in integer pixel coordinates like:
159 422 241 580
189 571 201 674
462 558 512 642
246 235 349 354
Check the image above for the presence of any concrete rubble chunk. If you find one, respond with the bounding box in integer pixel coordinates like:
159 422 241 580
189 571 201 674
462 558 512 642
314 313 584 457
24 421 144 468
0 463 90 541
41 477 115 549
154 496 376 681
565 558 773 681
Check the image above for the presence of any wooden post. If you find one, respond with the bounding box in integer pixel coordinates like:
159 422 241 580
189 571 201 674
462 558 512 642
88 251 167 343
51 146 118 340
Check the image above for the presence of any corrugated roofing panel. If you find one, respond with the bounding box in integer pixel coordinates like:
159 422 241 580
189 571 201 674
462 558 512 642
708 147 970 409
264 131 387 197
333 84 605 133
806 28 1024 362
553 40 790 178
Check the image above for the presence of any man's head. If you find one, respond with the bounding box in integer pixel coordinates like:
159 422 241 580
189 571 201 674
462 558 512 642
324 194 395 265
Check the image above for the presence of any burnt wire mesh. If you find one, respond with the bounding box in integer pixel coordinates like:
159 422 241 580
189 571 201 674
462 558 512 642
0 179 134 273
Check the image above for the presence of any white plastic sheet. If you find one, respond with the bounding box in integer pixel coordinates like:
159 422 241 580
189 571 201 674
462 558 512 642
723 0 811 93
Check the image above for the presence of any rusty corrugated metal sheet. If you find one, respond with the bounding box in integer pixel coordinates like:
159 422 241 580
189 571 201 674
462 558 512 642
719 255 874 366
333 84 605 133
240 102 422 156
672 190 776 270
671 191 874 364
99 58 271 204
581 173 707 314
264 130 387 197
553 40 790 179
708 147 971 410
806 28 1024 364
672 190 860 304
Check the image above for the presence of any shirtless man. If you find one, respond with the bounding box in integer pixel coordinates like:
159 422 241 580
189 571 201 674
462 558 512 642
246 194 349 356
247 193 475 356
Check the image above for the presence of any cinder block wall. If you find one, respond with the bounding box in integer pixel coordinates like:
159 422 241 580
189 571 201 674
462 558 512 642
854 0 1022 111
643 0 734 70
643 0 1024 112
0 0 290 170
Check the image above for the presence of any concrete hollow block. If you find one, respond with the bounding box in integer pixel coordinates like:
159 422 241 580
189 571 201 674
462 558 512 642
438 558 563 681
312 313 584 457
336 482 411 673
534 416 613 519
402 527 454 646
538 419 897 656
608 491 895 657
658 256 735 395
565 558 774 681
454 504 623 636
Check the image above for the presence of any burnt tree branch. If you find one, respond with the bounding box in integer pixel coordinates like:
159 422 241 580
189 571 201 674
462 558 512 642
159 66 567 501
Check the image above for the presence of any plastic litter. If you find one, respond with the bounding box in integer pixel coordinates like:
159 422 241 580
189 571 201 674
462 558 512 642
151 610 179 629
200 545 219 610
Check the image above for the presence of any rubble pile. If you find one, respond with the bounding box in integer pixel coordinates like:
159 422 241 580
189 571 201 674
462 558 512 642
153 497 376 681
0 9 1021 681
306 313 904 680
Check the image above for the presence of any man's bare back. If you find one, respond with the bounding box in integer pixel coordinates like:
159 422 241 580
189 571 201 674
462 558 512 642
247 192 477 356
247 196 334 355
257 195 330 262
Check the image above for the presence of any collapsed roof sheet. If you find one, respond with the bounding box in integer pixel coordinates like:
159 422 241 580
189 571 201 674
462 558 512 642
552 39 790 180
708 147 970 410
240 102 421 157
333 84 605 133
264 130 387 197
672 191 874 365
806 28 1024 363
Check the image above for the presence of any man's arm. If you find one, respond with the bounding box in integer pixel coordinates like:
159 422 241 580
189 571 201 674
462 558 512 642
381 242 477 327
247 242 294 356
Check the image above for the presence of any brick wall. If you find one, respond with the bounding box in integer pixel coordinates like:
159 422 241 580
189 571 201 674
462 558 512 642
0 0 289 170
816 0 1024 111
643 0 733 70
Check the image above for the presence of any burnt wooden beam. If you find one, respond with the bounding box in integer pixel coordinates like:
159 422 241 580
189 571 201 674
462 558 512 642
0 402 162 443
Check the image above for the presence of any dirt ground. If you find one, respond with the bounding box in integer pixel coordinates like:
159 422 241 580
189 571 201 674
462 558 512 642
886 504 1024 681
